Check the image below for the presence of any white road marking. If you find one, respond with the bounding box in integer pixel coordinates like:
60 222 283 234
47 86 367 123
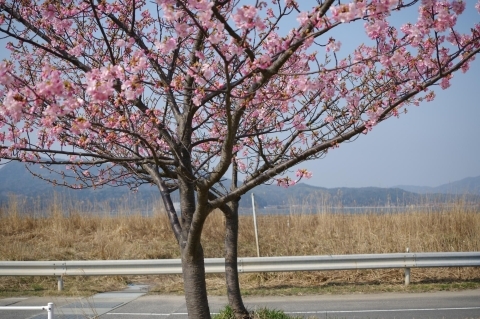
287 306 480 314
107 306 480 316
106 312 211 316
107 312 182 316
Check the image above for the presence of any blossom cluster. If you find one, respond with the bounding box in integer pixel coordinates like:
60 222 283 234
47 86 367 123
276 169 313 188
0 0 478 190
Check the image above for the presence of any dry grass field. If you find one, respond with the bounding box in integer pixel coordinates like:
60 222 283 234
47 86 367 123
1 196 479 297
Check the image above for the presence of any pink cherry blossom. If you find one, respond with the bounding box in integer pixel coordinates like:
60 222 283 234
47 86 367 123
155 37 177 54
0 62 14 86
326 38 341 52
440 76 451 89
324 116 334 123
296 169 312 179
2 90 25 122
232 5 263 30
297 12 309 25
451 1 466 15
175 22 192 38
116 39 126 47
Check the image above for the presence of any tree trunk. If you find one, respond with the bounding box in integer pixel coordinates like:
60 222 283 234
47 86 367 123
182 244 212 319
225 201 250 319
176 169 212 319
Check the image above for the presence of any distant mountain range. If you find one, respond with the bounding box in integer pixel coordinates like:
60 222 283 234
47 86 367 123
237 182 480 209
1 161 479 212
394 176 480 195
0 161 160 211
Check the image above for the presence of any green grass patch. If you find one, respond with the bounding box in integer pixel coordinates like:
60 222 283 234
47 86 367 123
213 306 303 319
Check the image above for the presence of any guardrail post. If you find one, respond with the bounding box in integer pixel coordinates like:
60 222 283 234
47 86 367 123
404 267 410 285
47 302 54 319
404 247 410 285
57 276 63 291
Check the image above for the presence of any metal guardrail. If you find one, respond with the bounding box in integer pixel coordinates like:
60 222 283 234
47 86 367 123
0 303 54 319
1 252 479 289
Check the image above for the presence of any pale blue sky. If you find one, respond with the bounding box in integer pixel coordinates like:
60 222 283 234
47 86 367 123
303 58 480 188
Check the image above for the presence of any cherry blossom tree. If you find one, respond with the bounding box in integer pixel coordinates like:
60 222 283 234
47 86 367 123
1 0 479 318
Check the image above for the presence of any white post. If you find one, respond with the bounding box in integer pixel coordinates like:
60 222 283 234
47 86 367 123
57 276 63 291
405 247 410 285
47 302 54 319
251 193 260 257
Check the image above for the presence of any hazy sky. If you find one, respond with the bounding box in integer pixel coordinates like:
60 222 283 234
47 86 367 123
0 2 479 189
303 58 480 188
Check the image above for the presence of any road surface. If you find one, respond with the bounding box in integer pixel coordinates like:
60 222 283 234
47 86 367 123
0 287 479 319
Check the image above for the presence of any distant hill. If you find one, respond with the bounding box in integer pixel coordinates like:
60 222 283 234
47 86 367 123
237 183 478 209
395 176 480 195
1 161 479 212
0 161 160 211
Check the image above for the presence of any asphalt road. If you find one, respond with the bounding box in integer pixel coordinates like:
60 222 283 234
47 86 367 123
1 288 479 319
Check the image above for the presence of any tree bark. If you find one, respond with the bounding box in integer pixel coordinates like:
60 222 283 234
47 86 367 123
225 200 250 319
222 158 250 318
173 169 212 319
182 243 212 319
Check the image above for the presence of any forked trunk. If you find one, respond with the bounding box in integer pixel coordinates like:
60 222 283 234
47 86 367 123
148 164 212 319
174 167 211 319
182 244 211 319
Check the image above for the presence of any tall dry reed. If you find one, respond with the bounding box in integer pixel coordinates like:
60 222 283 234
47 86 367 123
0 197 479 295
1 197 479 260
